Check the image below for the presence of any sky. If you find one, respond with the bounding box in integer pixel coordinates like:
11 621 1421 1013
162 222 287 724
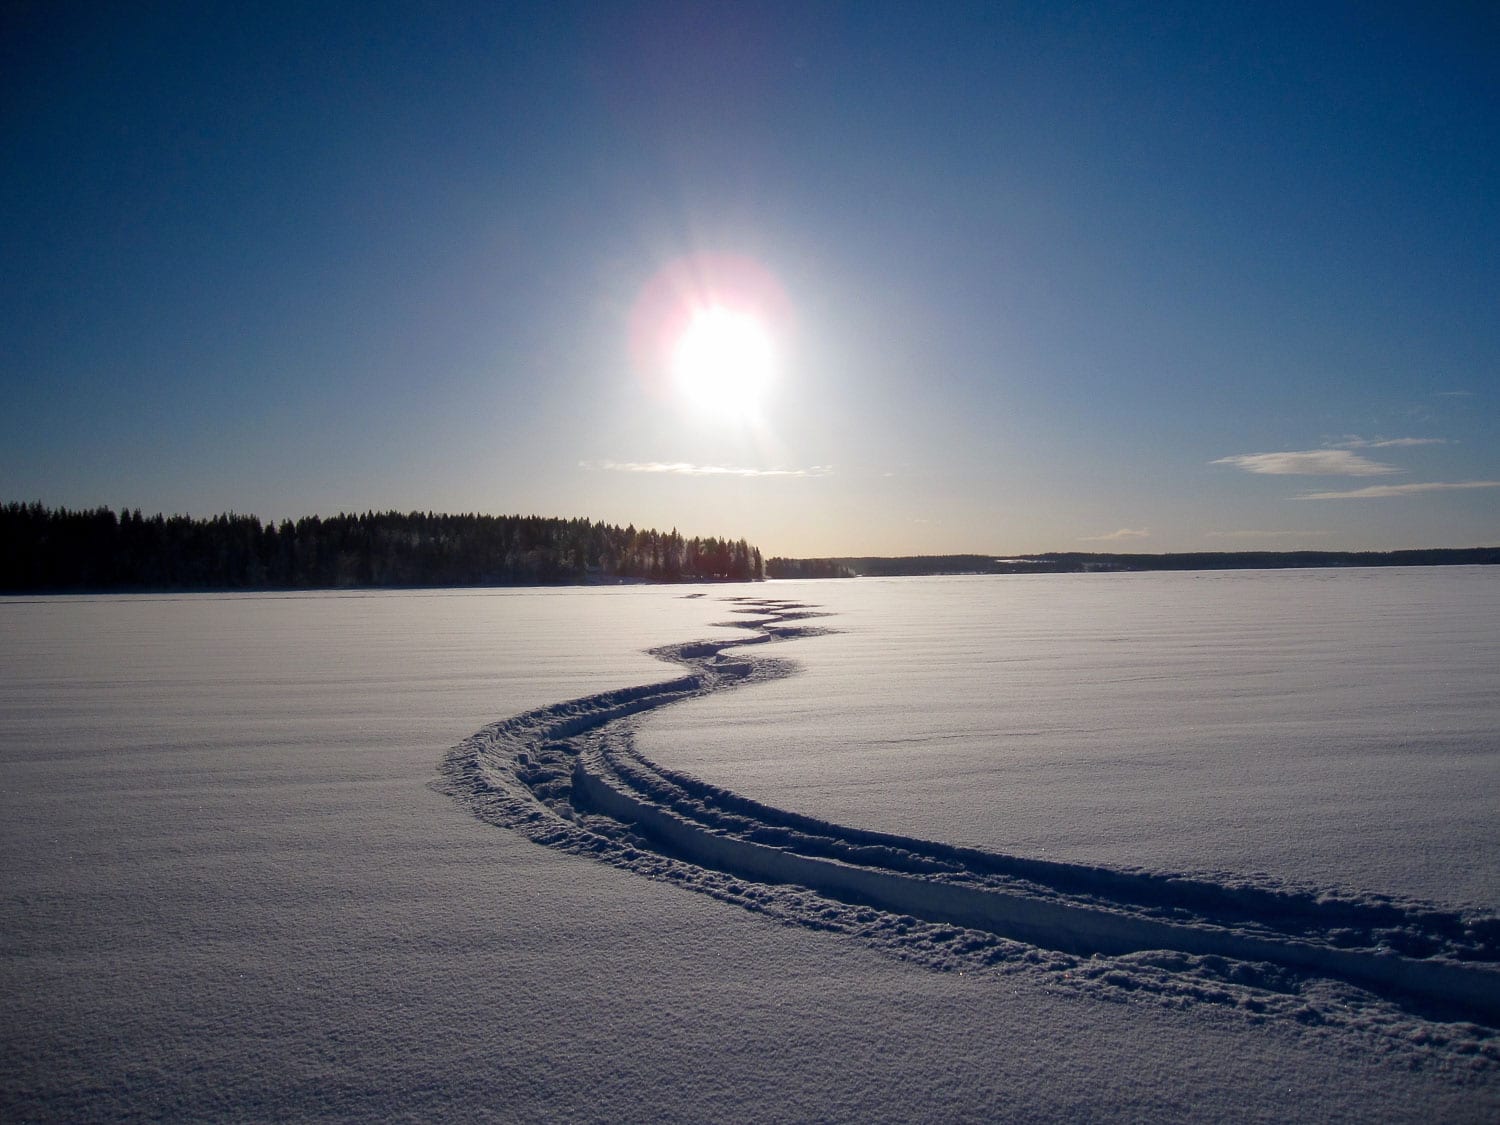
2 1 1496 557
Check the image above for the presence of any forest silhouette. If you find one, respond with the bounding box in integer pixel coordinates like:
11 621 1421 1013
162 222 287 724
1 503 764 591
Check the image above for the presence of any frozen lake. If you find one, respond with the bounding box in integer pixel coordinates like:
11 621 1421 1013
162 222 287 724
647 568 1500 908
3 571 1497 1120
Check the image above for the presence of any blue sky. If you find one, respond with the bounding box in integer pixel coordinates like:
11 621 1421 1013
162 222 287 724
3 1 1496 555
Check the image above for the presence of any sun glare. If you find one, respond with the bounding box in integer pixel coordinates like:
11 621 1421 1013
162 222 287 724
671 305 774 421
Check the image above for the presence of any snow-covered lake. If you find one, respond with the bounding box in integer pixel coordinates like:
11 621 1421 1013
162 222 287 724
646 568 1500 907
3 571 1497 1121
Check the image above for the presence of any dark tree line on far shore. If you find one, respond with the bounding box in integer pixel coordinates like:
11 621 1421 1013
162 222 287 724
0 503 764 591
766 548 1499 579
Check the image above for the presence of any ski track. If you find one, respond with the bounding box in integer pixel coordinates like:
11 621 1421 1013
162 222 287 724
437 596 1500 1068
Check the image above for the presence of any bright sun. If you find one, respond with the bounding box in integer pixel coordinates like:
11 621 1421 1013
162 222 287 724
671 305 774 421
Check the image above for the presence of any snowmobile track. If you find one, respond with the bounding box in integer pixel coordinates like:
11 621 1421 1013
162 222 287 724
437 596 1500 1038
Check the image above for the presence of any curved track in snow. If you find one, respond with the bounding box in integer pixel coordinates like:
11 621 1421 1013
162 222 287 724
438 596 1500 1050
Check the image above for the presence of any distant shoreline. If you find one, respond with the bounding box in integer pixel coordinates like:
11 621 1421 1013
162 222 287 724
767 548 1500 579
0 574 759 597
9 548 1497 595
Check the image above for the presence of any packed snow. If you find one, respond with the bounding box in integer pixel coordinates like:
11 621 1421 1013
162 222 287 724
3 573 1498 1121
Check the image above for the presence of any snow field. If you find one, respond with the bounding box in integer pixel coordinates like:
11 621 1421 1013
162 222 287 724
643 569 1500 906
4 579 1498 1120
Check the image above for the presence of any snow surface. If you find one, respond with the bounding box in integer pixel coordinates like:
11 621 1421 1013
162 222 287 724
644 569 1500 907
3 578 1498 1121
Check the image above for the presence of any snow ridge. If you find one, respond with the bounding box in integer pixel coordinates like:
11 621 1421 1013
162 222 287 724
437 597 1500 1055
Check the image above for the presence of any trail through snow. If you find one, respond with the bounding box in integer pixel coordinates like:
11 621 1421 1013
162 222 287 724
438 596 1500 1065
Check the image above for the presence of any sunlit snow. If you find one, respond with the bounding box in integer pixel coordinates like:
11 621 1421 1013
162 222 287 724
644 569 1500 906
3 572 1497 1121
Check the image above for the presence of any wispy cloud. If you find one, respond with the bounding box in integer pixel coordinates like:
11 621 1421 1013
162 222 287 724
1211 450 1399 476
1298 480 1500 500
580 460 831 478
1204 529 1326 540
1080 528 1150 542
1435 391 1473 398
1333 436 1447 449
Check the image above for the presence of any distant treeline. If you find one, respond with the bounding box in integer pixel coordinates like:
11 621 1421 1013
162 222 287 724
1 503 764 591
767 548 1500 579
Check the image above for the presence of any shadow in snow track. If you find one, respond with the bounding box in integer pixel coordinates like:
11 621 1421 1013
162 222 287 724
437 596 1500 1045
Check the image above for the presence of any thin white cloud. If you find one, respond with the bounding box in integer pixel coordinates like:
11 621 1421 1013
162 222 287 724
1333 436 1447 449
1080 528 1150 542
1435 391 1473 397
1211 450 1400 476
580 460 831 478
1298 480 1500 500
